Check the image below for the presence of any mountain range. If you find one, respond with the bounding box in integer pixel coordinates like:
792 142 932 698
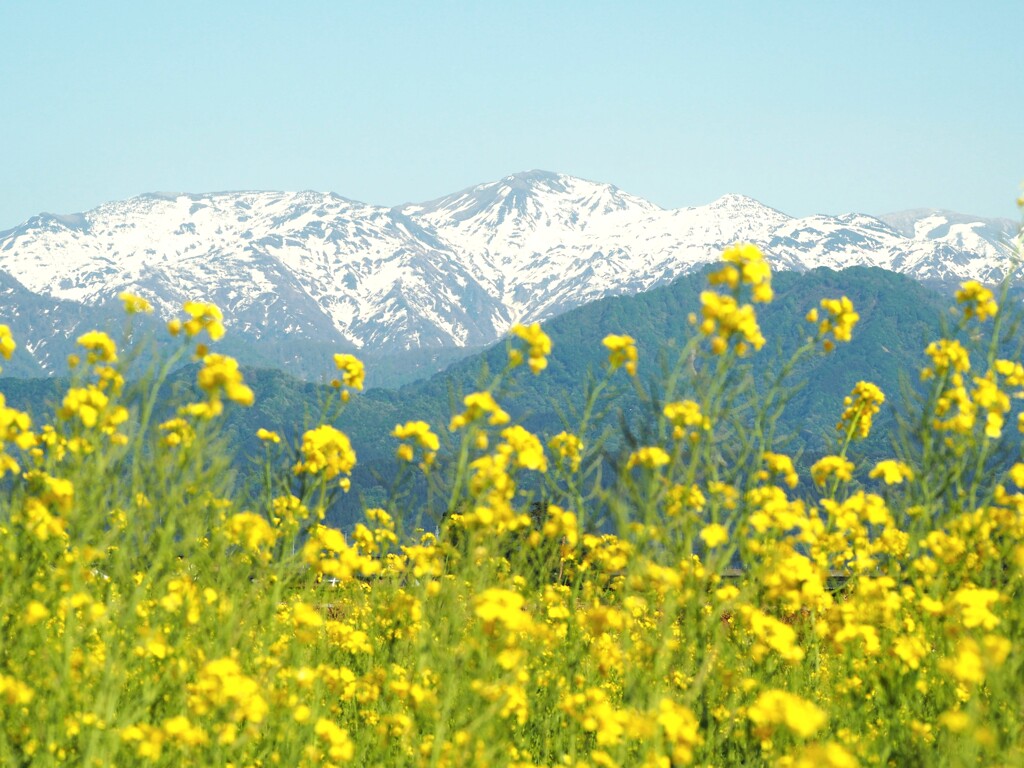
0 171 1018 383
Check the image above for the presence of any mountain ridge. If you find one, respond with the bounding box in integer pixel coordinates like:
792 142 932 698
0 171 1019 381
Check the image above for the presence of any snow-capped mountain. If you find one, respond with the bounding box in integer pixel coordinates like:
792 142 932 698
0 171 1018 380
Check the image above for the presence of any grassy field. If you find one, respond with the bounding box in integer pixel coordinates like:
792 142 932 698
1 240 1023 766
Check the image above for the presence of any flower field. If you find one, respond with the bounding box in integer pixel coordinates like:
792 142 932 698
1 239 1023 767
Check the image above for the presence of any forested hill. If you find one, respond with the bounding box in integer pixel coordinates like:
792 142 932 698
3 266 1009 525
240 265 987 519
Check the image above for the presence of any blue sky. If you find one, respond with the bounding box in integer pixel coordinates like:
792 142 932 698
1 1 1021 229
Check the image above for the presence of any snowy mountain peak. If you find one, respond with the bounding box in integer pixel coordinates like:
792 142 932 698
406 170 658 225
708 192 769 209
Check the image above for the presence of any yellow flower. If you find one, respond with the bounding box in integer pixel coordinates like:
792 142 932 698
449 391 510 431
510 322 552 374
743 607 805 662
76 330 118 364
188 657 268 724
474 588 534 634
160 417 195 448
180 301 225 341
971 371 1010 438
313 718 354 762
810 455 855 486
995 358 1024 387
224 512 278 560
761 452 799 488
665 483 706 517
270 493 311 528
602 334 638 375
955 280 998 322
938 710 971 733
498 425 547 472
699 523 729 548
940 637 985 684
542 504 579 549
711 242 773 303
837 381 885 439
921 338 970 380
626 446 671 470
161 716 207 747
663 400 709 441
656 698 703 764
869 459 914 485
950 586 1001 630
23 600 50 625
0 325 17 360
696 291 765 356
293 425 357 488
779 743 859 768
814 296 859 350
59 385 128 435
119 292 153 314
333 353 365 391
548 431 584 472
197 353 254 407
256 428 281 443
748 689 826 738
392 420 440 466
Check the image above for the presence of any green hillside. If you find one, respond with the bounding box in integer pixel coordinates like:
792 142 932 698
236 266 982 523
3 266 1011 528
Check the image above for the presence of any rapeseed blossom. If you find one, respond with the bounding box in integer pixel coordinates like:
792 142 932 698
449 391 510 431
392 420 440 466
710 241 774 303
2 242 1024 766
955 280 998 322
0 324 15 361
808 296 859 351
869 459 914 484
663 400 709 441
747 690 826 738
118 291 153 314
696 291 765 355
332 353 365 399
699 523 728 548
810 454 855 485
197 353 255 407
837 380 885 439
602 334 638 375
626 446 671 470
293 425 357 489
509 322 552 374
169 301 226 341
548 431 583 472
76 330 118 364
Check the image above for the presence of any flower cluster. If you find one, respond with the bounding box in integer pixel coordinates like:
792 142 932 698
168 301 226 341
293 424 357 490
332 353 365 401
392 420 440 467
449 391 510 432
837 380 885 439
808 296 860 351
696 291 765 356
508 322 552 374
602 334 638 375
709 242 774 303
955 280 998 322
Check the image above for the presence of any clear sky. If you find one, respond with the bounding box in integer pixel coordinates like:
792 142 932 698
2 1 1022 230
